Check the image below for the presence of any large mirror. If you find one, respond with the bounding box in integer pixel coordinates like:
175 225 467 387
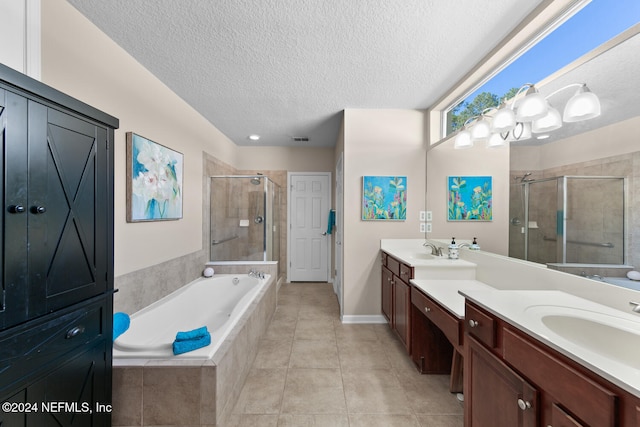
508 25 640 278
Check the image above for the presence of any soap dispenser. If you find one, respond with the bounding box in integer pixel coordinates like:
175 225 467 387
470 237 481 251
448 237 459 260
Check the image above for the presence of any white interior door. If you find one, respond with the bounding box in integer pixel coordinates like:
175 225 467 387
289 173 330 282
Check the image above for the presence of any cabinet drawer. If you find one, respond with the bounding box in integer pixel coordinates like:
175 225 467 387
386 256 400 276
503 327 616 427
465 302 496 348
381 251 388 267
0 297 107 397
411 287 461 347
399 263 413 282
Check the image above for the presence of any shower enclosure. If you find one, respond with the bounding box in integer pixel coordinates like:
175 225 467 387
509 175 626 265
210 175 281 262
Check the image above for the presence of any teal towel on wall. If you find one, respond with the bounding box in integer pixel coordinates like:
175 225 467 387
327 209 336 235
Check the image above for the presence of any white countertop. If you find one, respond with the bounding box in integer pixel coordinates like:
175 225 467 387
461 289 640 398
411 279 494 318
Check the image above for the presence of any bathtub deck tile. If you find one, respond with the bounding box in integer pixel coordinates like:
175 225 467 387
143 366 202 425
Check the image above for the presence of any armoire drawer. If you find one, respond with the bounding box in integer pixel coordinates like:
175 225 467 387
0 296 107 397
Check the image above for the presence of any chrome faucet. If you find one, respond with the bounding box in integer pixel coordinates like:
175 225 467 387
249 269 265 279
423 242 443 257
457 243 471 250
629 301 640 313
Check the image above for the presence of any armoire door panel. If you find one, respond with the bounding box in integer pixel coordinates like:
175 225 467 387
1 90 29 330
27 103 107 314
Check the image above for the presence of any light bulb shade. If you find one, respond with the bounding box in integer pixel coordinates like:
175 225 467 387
563 86 601 122
512 122 532 141
471 117 491 140
491 107 516 133
487 132 507 148
515 89 548 122
532 106 562 133
454 129 473 149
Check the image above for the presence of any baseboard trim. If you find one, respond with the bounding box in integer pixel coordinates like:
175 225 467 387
340 314 387 324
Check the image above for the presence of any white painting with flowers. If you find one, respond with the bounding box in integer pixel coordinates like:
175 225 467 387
126 132 183 222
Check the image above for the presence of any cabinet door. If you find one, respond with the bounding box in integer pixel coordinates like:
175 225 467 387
466 337 538 427
0 389 28 426
381 265 393 322
1 90 29 329
550 403 585 427
393 278 410 351
27 103 109 315
26 339 111 427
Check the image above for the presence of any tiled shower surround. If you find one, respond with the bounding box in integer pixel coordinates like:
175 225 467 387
510 150 640 275
111 264 278 426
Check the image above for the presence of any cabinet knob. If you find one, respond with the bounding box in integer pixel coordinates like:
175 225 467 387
424 307 431 313
31 206 47 214
8 205 25 213
400 271 408 276
468 319 479 328
517 398 532 410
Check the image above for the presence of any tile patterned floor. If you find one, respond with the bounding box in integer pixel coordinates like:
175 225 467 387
223 282 464 427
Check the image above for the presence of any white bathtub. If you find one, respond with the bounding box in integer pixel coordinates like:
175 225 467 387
113 273 270 359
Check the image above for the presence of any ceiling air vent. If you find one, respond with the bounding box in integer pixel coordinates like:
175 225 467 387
292 137 309 142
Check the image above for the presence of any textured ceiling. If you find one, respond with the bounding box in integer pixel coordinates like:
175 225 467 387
66 0 546 147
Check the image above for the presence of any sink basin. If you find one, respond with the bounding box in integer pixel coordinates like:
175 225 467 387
409 253 435 260
525 305 640 369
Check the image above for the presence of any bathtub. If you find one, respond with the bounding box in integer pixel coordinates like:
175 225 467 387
111 272 277 426
113 273 268 359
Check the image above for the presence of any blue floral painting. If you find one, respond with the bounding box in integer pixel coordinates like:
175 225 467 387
126 133 183 222
448 176 492 221
362 176 407 221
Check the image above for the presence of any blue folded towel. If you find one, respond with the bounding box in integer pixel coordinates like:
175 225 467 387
113 312 130 341
175 326 209 342
172 332 211 355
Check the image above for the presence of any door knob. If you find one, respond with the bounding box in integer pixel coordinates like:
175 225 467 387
8 205 25 213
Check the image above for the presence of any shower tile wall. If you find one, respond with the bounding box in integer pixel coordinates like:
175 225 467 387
203 152 288 281
511 150 639 271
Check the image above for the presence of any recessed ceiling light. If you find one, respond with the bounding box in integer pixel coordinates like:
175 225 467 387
536 134 550 140
248 134 260 141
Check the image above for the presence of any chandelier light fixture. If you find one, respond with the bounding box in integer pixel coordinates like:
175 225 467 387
453 82 601 149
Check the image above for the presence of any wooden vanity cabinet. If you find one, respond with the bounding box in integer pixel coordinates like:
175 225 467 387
380 252 413 352
465 300 640 427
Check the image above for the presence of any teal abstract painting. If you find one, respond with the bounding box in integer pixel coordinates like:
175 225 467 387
362 176 407 221
126 132 183 222
448 176 492 221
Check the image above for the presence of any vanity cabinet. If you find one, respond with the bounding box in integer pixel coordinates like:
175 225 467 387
465 300 640 427
380 252 413 352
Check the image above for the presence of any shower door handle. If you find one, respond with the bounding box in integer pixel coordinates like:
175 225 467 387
322 232 327 236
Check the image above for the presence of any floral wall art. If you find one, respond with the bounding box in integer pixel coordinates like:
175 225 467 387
126 132 183 222
362 176 407 221
448 176 492 221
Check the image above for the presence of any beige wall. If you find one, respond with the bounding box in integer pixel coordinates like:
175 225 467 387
41 0 335 280
342 109 427 318
426 136 510 255
236 146 335 172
